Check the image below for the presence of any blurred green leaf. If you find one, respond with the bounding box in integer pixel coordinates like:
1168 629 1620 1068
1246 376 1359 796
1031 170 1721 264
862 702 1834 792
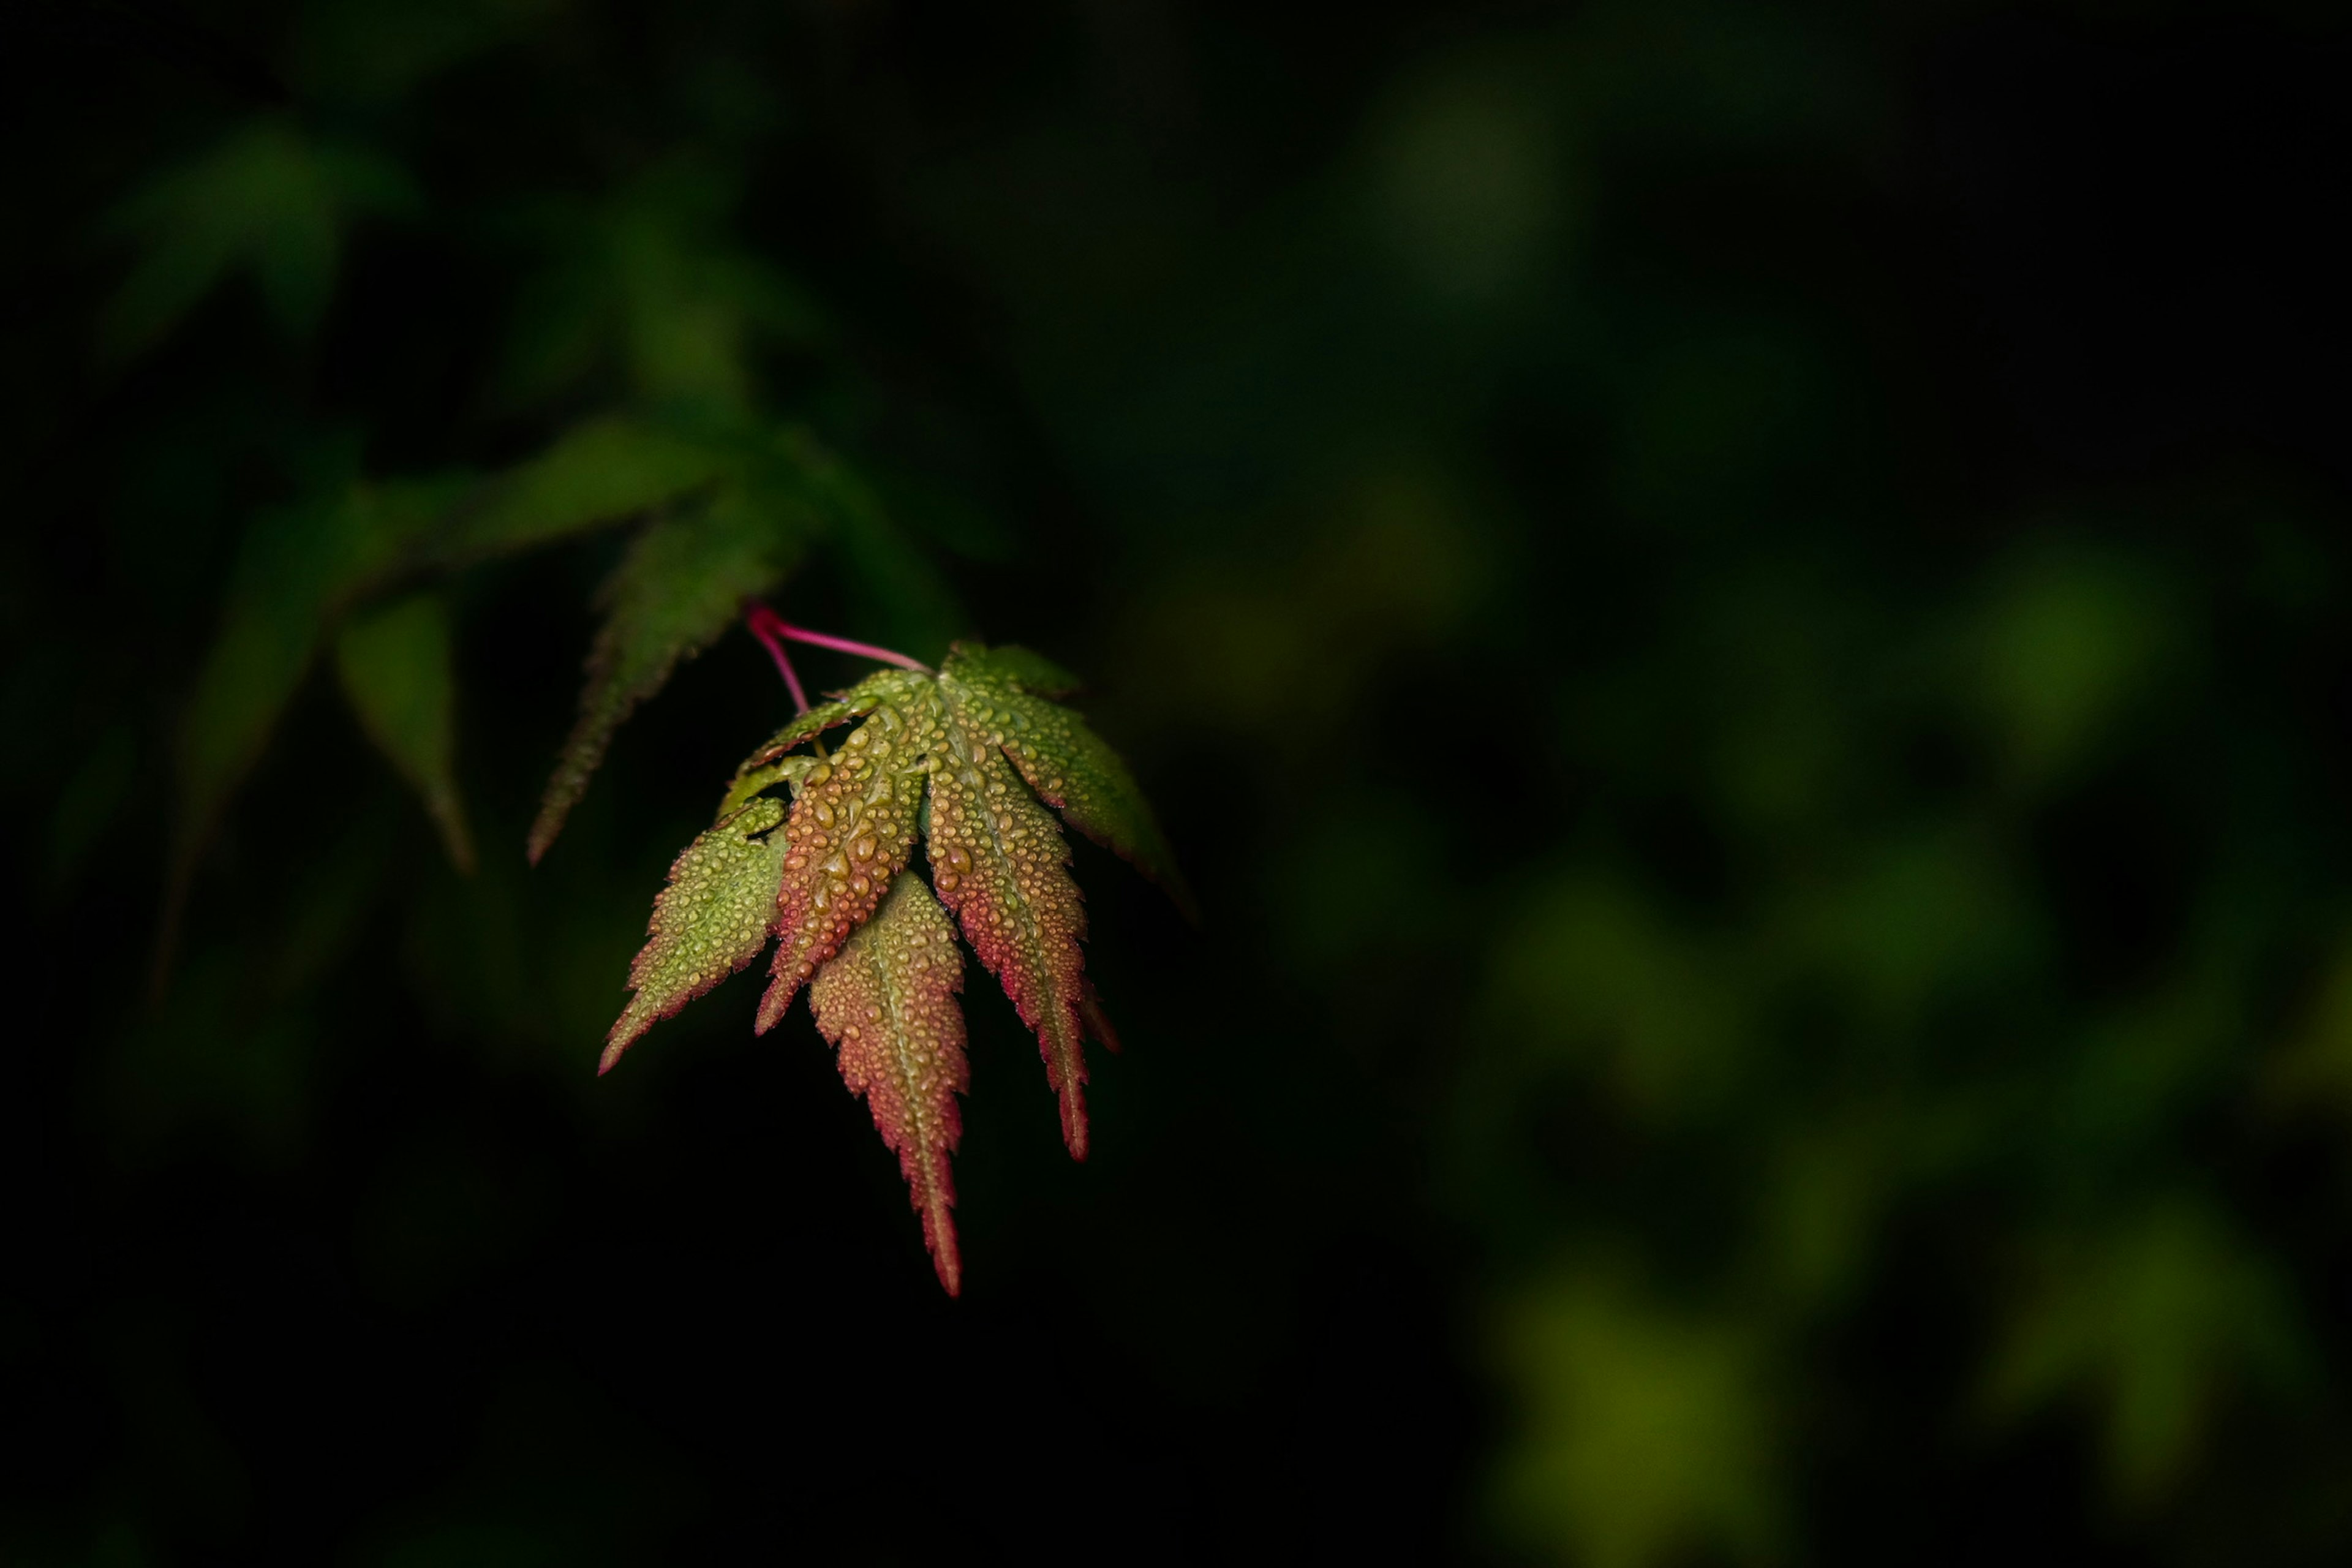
1983 1197 2310 1505
173 473 472 895
816 449 967 665
528 483 810 862
335 590 474 872
1969 543 2176 792
496 164 820 417
1751 1111 1898 1313
1615 322 1838 524
1556 1 1879 153
1269 796 1445 973
292 0 558 104
1374 51 1576 314
47 723 138 889
1779 824 2038 1025
1490 1273 1782 1568
103 119 416 356
1492 877 1748 1116
172 413 752 903
115 803 393 1157
441 418 734 563
110 952 317 1157
2261 931 2352 1118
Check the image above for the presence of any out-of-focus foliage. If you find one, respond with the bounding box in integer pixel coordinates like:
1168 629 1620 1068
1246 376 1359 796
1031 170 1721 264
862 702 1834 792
6 0 2350 1562
103 118 417 355
334 590 472 870
111 25 952 940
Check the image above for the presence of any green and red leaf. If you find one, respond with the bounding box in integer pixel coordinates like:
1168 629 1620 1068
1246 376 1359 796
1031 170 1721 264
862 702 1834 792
754 674 944 1031
931 666 1096 1158
733 665 919 775
943 643 1194 917
603 795 792 1070
943 640 1084 699
605 634 1182 1285
810 873 970 1294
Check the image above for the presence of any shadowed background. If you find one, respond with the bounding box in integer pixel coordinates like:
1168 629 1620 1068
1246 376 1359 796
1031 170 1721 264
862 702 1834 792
5 1 2352 1562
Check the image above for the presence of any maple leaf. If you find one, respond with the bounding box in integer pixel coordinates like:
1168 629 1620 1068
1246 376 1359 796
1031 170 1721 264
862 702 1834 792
102 118 416 358
169 418 742 902
752 668 941 1031
527 484 808 863
333 590 473 872
442 416 733 564
521 424 952 864
928 653 1101 1155
491 161 821 418
603 630 1185 1287
164 404 922 959
810 873 970 1294
603 786 805 1062
947 643 1196 918
169 472 472 941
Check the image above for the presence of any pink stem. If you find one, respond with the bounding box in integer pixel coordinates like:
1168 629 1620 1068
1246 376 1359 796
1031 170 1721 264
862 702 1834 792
775 623 931 673
744 604 811 714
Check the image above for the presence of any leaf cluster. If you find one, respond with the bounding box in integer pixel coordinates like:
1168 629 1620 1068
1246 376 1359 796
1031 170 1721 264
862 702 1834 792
608 644 1189 1292
104 88 1157 1294
127 129 951 974
164 415 879 925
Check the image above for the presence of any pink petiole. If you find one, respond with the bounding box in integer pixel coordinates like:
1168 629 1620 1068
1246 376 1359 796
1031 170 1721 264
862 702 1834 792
744 603 812 714
744 603 932 717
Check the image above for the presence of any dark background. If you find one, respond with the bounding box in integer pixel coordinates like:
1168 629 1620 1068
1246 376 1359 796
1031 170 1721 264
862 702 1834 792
6 1 2352 1562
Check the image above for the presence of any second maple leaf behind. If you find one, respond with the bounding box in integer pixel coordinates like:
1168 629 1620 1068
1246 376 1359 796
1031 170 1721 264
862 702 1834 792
598 634 1189 1295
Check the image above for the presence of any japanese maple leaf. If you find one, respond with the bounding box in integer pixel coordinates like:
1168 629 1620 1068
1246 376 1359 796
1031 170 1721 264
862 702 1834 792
601 633 1188 1293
